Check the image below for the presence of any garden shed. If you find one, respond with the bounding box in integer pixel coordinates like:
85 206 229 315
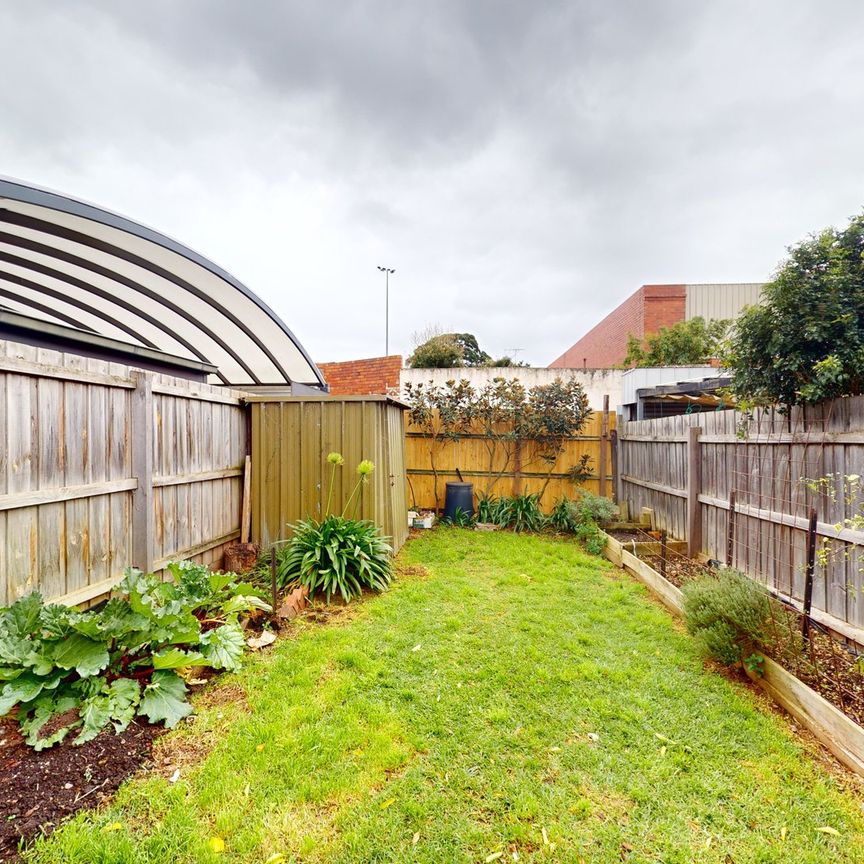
249 395 409 553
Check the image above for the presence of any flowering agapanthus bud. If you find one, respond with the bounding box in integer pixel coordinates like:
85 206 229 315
357 459 375 476
327 452 345 466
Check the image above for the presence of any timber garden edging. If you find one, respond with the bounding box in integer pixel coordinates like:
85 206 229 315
599 529 864 779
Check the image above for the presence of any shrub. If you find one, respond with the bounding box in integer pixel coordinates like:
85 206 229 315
487 494 545 532
569 491 618 528
575 520 606 555
0 562 269 749
547 498 577 533
682 569 772 666
278 515 393 602
476 494 503 524
441 506 476 528
276 453 393 603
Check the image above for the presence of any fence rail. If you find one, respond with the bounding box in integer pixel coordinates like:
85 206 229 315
405 406 616 511
616 398 864 642
0 340 247 607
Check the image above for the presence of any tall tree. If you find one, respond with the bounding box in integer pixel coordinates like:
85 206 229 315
408 330 516 368
725 212 864 406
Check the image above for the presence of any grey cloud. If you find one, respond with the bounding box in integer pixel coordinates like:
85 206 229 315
1 2 863 367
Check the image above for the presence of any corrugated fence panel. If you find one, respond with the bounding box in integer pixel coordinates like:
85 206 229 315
250 397 408 553
0 340 247 607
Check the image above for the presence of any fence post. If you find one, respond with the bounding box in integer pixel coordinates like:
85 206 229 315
802 507 818 643
131 370 154 573
599 395 609 499
610 428 619 504
726 489 736 567
686 426 702 558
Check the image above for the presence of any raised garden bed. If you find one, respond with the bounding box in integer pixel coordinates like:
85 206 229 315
599 527 864 779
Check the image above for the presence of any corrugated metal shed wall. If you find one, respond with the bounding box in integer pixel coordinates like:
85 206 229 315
685 283 763 322
250 396 408 554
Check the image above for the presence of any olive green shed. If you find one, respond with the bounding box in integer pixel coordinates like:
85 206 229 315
248 395 409 553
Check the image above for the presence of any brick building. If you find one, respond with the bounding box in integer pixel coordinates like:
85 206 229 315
548 282 763 368
316 355 402 396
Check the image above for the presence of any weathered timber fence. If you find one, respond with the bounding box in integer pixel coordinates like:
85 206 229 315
405 406 616 511
617 397 864 641
0 340 247 606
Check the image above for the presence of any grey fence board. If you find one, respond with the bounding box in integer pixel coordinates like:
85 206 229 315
619 397 864 642
0 339 247 607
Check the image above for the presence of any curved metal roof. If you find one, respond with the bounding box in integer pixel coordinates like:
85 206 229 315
0 177 325 388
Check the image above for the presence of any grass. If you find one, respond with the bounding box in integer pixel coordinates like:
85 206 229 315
24 529 864 863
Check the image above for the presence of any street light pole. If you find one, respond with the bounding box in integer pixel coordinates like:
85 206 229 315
377 266 395 355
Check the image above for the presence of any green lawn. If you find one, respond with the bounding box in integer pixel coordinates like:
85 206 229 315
25 530 864 863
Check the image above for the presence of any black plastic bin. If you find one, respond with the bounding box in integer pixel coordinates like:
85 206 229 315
444 482 474 520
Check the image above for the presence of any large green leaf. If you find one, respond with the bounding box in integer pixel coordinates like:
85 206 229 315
21 689 80 750
106 678 141 733
0 673 46 715
51 633 110 677
199 622 245 671
3 592 43 637
75 694 112 745
152 647 206 669
138 670 193 728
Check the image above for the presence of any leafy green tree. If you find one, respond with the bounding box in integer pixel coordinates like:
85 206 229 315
407 331 517 368
725 213 864 406
408 334 464 368
453 333 492 366
624 317 729 367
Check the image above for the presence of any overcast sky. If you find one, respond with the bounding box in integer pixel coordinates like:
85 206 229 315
2 2 863 366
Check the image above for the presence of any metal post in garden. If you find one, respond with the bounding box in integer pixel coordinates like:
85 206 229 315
726 489 736 567
660 530 668 578
270 546 279 611
802 507 818 643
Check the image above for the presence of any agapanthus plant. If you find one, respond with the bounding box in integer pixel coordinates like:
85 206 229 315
277 454 393 602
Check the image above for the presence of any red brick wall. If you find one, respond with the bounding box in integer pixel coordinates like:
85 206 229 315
548 284 686 368
643 284 686 335
316 355 402 396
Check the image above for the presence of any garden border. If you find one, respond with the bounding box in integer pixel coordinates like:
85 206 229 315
599 529 864 778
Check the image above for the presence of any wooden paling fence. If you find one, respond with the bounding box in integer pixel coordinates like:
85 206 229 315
617 397 864 643
0 341 247 606
405 403 616 511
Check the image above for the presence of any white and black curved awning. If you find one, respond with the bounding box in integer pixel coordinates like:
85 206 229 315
0 177 325 388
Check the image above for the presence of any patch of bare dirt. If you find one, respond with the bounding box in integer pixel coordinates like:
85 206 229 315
0 717 161 862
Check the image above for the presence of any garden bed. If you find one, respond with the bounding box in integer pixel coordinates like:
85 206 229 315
0 717 160 861
599 527 864 777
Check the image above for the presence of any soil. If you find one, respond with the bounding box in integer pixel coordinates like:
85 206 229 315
607 529 647 542
0 716 161 862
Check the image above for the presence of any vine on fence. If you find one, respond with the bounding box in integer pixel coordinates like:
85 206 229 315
404 377 592 509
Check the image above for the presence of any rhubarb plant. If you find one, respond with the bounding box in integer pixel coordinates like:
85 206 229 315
0 561 270 749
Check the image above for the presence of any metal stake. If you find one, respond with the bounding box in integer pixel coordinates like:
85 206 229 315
802 507 818 643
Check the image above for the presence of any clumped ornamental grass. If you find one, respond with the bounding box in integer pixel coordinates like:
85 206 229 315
25 532 864 863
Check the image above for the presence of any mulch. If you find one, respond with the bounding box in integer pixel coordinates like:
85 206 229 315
0 716 162 862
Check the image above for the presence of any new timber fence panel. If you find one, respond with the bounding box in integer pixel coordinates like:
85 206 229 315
404 409 617 511
0 339 248 607
250 396 408 555
617 397 864 641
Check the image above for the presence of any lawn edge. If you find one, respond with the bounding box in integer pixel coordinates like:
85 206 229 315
599 528 864 779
